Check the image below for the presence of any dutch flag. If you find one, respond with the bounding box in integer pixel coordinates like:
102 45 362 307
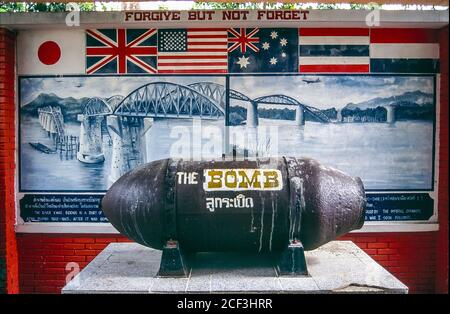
370 28 440 73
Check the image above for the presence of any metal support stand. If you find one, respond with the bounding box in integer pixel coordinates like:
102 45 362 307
157 240 191 278
276 241 308 276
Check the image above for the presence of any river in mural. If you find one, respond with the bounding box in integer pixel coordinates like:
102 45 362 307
229 119 434 190
20 116 225 191
20 115 433 191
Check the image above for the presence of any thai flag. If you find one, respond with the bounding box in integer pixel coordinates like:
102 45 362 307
298 28 370 73
370 28 440 73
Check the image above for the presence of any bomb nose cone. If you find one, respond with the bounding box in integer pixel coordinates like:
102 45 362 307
296 159 366 250
354 177 367 229
101 159 169 250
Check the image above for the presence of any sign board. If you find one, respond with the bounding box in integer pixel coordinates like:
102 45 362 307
14 11 441 232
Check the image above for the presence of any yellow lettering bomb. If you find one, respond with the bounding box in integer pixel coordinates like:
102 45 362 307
203 169 282 191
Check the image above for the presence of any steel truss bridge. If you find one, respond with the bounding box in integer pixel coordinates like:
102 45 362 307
37 106 66 136
78 81 329 123
82 95 124 117
252 94 330 123
113 82 225 120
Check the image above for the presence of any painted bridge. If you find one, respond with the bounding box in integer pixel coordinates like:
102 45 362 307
111 81 331 126
234 93 331 127
69 81 395 186
77 95 124 164
104 82 229 184
37 106 65 137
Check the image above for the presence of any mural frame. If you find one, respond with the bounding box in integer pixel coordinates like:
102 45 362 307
15 73 440 231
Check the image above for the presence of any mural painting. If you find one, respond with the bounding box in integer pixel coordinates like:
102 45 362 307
20 76 226 191
16 26 439 224
228 75 435 191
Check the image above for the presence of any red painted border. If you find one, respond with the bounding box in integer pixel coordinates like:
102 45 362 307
0 28 19 294
299 28 369 36
436 25 449 294
0 25 447 294
299 64 369 73
370 28 439 43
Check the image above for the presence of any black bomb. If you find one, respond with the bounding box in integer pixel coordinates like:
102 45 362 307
102 157 366 253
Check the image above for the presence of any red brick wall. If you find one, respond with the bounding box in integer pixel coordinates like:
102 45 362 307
0 28 19 294
340 233 438 293
16 234 130 293
15 232 439 294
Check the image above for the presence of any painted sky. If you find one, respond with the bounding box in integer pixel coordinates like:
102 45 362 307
20 76 225 106
230 75 435 110
20 75 435 110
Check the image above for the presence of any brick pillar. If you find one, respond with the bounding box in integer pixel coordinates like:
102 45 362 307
436 25 449 294
0 27 19 294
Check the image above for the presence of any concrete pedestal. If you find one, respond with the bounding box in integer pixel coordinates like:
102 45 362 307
62 241 408 294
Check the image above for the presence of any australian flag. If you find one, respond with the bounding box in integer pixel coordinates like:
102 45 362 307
228 28 298 73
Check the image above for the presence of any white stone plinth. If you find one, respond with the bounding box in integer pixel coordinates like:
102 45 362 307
62 241 408 294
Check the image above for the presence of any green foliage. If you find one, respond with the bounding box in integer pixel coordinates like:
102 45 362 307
350 3 382 10
0 2 96 13
0 2 25 12
315 3 340 10
158 4 170 10
79 3 95 11
193 2 298 10
0 1 427 13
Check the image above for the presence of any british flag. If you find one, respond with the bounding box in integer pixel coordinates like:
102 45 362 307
227 28 260 54
86 29 157 74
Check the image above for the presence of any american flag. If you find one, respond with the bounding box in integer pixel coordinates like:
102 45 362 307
86 29 157 74
157 29 228 74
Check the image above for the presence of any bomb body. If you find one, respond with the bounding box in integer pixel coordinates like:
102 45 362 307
102 157 366 252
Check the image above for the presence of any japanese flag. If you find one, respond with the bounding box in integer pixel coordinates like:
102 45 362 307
17 30 85 75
